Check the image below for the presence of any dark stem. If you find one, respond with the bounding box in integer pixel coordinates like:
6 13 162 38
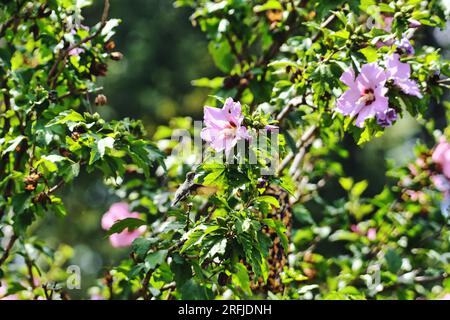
48 0 111 87
0 234 18 267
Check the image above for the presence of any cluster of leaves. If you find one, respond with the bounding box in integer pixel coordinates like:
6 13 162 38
0 0 162 299
1 0 449 300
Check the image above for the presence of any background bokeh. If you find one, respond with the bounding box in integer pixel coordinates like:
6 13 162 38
33 0 450 299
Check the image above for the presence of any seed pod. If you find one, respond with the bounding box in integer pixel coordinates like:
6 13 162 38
24 173 41 186
71 131 81 141
25 184 36 191
303 267 317 279
90 60 108 77
218 272 230 286
104 41 116 51
223 75 240 89
266 9 282 23
239 77 249 87
95 94 108 106
110 52 123 61
33 192 50 205
59 148 71 158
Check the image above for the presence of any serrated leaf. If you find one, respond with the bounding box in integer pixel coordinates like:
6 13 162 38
106 218 146 236
144 250 168 271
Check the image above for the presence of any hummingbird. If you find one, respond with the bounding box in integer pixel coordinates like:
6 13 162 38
170 171 218 207
171 171 198 207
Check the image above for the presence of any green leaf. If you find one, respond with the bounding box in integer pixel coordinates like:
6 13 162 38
180 225 220 253
208 41 234 73
232 262 251 295
191 77 225 89
385 249 402 273
45 110 85 127
97 137 115 157
170 254 192 287
254 195 280 208
253 1 282 13
332 30 350 39
144 250 168 270
351 180 368 197
2 136 25 156
339 177 354 191
132 237 157 259
106 218 146 236
49 196 67 217
202 165 226 186
262 218 288 251
359 47 378 63
89 136 115 165
179 279 212 300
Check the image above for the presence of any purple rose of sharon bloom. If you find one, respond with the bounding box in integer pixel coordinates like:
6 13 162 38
201 98 251 152
385 53 422 98
336 63 389 127
396 37 415 55
68 25 90 56
376 108 397 127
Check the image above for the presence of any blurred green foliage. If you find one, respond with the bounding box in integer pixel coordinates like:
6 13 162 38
1 0 449 300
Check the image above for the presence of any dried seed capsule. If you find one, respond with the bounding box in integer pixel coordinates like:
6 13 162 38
104 41 116 51
95 94 108 106
110 52 123 61
90 60 108 77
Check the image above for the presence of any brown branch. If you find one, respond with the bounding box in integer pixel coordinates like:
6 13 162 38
256 5 298 68
0 234 18 267
48 179 65 194
414 273 448 284
161 282 176 292
311 12 337 43
277 125 317 175
48 0 111 87
141 269 153 300
105 271 114 300
0 1 26 39
25 257 36 291
224 33 244 65
42 284 53 300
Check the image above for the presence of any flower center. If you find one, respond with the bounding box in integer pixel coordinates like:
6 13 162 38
359 88 376 106
223 127 237 138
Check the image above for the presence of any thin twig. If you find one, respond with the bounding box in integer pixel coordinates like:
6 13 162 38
141 269 153 300
277 125 317 175
48 0 110 87
0 234 18 267
311 12 337 42
48 179 65 194
0 1 26 38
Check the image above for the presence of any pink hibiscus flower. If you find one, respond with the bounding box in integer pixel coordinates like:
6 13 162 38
101 202 146 248
336 63 389 127
432 137 450 180
67 25 89 56
385 53 422 98
431 138 450 217
367 228 377 241
201 98 251 152
0 281 18 300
